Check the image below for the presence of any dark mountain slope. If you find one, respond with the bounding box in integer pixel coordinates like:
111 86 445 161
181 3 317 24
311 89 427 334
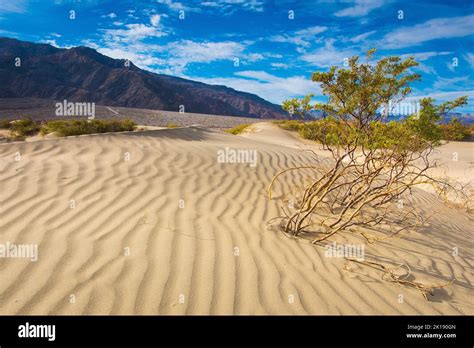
0 37 286 119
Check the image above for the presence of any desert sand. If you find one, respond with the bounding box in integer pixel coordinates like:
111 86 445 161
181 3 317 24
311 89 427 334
0 123 472 315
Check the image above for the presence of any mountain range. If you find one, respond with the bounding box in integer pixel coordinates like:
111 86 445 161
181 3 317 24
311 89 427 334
0 37 287 119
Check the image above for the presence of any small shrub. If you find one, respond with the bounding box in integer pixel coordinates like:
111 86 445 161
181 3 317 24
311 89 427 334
166 123 180 129
40 119 136 137
0 119 13 129
225 124 251 135
274 120 304 132
439 118 470 141
405 97 468 142
10 119 41 137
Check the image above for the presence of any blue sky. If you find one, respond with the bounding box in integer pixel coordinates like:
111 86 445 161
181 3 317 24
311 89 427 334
1 0 473 112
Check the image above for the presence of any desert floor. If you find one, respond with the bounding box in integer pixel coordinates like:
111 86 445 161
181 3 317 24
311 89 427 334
0 123 472 314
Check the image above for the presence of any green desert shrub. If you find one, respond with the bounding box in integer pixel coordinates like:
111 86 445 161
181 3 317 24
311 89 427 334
297 117 430 153
40 119 136 137
10 119 41 137
274 119 304 132
0 119 13 129
272 48 470 252
406 97 468 142
439 118 470 141
299 116 468 149
224 123 251 135
298 118 356 146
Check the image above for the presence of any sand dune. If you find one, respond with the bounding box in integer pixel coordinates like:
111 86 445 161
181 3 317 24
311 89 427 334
0 125 472 315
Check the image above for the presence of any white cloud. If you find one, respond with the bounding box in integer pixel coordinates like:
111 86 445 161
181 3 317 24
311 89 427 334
201 0 264 13
83 40 167 69
163 40 246 73
270 25 327 47
464 53 474 69
41 39 59 47
271 63 289 69
156 0 195 11
201 2 220 7
399 51 452 75
89 34 251 74
0 29 17 36
245 53 265 62
0 1 26 14
295 26 328 38
335 0 384 17
192 70 319 104
102 23 168 43
158 0 185 10
433 76 470 90
348 30 376 42
300 39 357 67
383 15 474 49
160 41 283 73
406 90 474 104
150 14 161 26
400 51 452 62
103 13 117 19
171 40 245 63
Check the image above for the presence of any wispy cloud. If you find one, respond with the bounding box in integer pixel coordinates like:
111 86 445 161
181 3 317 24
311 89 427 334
155 0 201 12
101 23 168 43
165 40 246 72
271 63 289 69
347 30 376 43
335 0 384 17
464 53 474 69
300 39 357 67
400 51 452 62
201 0 264 13
383 15 474 48
102 13 117 19
270 26 327 48
156 0 192 11
150 14 162 27
433 76 471 91
88 33 256 75
40 39 59 47
0 0 26 14
82 39 166 68
192 70 320 104
406 90 474 105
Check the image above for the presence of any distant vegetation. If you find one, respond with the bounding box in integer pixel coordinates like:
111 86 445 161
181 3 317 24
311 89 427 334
40 119 136 136
224 124 251 135
275 114 472 142
440 118 472 141
273 119 304 132
0 119 137 139
166 123 180 129
8 119 41 137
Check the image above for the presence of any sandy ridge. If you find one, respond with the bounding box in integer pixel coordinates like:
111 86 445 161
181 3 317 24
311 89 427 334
0 126 472 314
